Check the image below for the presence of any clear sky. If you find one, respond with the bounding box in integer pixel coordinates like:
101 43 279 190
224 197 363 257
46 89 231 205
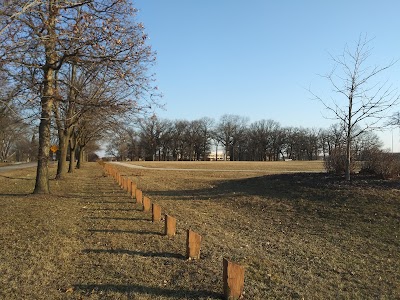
134 0 400 151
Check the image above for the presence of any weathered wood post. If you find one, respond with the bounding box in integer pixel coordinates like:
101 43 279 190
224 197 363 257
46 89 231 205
131 182 137 199
135 189 143 204
186 229 202 260
143 196 151 212
127 178 132 194
223 258 245 300
122 177 126 190
152 203 162 222
164 214 176 237
124 177 129 191
118 173 122 186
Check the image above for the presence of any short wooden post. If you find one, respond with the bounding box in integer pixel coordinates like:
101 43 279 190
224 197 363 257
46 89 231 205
152 203 161 222
131 182 137 199
124 177 129 191
135 189 143 204
164 214 176 237
122 177 126 190
127 178 132 194
143 196 151 212
186 229 202 260
223 258 245 300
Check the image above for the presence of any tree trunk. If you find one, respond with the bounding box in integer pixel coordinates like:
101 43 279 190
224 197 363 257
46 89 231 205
68 136 76 173
33 0 58 194
34 78 53 194
55 130 69 179
346 92 353 181
68 145 75 173
345 136 351 181
76 146 84 169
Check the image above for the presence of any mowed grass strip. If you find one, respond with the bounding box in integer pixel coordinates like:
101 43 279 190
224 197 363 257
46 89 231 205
0 163 222 300
0 161 399 299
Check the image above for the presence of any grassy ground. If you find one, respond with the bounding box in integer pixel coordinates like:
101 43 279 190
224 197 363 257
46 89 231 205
0 161 399 299
0 162 13 167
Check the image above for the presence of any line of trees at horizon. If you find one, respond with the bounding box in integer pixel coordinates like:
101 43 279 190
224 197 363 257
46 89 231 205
105 114 383 162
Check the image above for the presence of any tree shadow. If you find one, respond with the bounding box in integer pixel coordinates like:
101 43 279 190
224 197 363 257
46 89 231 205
82 248 185 259
88 229 163 235
0 174 35 181
73 283 222 299
84 201 136 204
146 172 400 203
84 208 138 212
86 216 149 221
0 193 32 197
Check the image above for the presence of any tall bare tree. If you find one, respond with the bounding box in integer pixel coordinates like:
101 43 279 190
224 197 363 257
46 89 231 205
313 35 399 180
214 114 248 161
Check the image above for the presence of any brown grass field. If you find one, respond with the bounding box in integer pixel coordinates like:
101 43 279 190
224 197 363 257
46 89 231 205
0 161 399 299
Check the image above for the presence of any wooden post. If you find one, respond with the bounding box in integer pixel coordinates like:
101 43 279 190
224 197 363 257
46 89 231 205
124 177 128 191
223 258 245 300
186 229 202 260
164 214 176 237
152 203 161 222
127 178 132 194
135 189 143 204
143 196 151 212
131 182 137 199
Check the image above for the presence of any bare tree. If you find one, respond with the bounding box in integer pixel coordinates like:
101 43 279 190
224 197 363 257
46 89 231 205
1 0 158 193
312 35 399 180
214 114 249 161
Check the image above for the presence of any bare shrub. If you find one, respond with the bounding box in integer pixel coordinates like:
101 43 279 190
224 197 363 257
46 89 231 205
361 149 400 179
324 148 356 175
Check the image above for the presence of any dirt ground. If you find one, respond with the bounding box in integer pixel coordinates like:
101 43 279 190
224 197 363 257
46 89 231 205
0 161 399 299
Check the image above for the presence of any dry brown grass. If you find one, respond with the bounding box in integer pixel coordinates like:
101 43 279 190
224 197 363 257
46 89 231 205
0 161 399 299
0 162 12 167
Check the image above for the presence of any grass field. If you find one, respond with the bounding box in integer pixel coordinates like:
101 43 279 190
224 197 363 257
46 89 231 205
0 161 399 299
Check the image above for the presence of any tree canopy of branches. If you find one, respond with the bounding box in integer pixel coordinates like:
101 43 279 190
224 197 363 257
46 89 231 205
312 35 399 180
1 0 158 193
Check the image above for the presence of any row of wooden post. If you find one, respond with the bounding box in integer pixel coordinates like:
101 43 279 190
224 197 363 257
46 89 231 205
102 163 245 300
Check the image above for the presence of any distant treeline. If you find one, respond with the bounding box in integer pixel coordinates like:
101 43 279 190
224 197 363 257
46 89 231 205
106 114 381 161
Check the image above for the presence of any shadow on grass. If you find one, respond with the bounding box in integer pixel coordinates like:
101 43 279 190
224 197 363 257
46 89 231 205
83 248 185 259
146 172 400 203
0 174 35 180
0 193 32 197
84 201 136 204
87 216 150 221
62 194 131 200
84 208 138 212
74 283 221 299
88 229 163 235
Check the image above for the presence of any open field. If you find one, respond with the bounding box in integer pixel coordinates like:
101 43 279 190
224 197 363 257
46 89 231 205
117 161 325 173
0 161 399 299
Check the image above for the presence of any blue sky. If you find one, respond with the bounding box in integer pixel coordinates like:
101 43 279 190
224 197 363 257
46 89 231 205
134 1 400 151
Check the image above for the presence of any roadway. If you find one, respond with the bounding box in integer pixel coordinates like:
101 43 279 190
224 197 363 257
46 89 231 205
0 162 37 173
